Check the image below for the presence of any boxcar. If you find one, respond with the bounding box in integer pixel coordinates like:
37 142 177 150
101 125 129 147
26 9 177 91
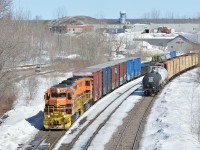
124 57 142 81
102 61 121 90
170 51 176 58
89 63 112 95
133 58 141 77
101 66 112 95
141 62 150 75
110 62 120 90
119 60 126 85
73 67 102 102
126 58 133 81
112 59 127 86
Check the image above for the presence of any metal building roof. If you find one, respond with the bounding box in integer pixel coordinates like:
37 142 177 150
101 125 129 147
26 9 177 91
181 33 200 44
167 33 200 44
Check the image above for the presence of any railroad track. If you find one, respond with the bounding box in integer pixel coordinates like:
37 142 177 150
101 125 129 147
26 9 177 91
131 96 156 150
28 130 65 150
112 96 155 150
2 64 48 72
58 79 142 150
11 70 56 83
104 93 158 150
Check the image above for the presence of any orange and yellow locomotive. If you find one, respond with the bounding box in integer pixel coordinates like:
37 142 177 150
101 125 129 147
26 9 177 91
43 76 93 129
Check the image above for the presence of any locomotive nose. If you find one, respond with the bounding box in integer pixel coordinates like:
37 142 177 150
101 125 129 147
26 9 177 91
54 120 60 125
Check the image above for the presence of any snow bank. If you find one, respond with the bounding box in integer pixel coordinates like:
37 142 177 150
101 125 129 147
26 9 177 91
140 68 200 150
0 73 72 150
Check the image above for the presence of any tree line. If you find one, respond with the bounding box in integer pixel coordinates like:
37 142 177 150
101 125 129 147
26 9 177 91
0 0 114 115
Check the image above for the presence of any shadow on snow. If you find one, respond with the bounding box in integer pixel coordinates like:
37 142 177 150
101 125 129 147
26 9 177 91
26 111 44 130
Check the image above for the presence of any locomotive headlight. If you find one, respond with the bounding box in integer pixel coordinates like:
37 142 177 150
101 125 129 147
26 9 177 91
50 113 53 115
48 115 50 118
63 115 66 118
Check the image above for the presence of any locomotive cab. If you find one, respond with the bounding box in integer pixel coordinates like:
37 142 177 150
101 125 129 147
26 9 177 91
43 87 75 129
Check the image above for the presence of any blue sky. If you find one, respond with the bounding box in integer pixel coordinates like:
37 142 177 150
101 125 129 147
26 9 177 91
13 0 200 19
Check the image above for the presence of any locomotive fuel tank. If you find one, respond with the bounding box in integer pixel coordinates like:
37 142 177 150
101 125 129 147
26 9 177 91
142 66 168 96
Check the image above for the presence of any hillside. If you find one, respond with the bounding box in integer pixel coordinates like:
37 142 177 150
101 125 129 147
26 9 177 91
49 16 107 26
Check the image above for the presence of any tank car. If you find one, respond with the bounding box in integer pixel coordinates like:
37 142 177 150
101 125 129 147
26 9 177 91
142 66 168 96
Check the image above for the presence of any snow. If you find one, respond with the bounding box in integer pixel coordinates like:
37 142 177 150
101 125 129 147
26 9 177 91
54 77 143 149
57 53 81 59
72 82 142 150
66 54 81 59
140 68 200 150
88 87 142 150
0 72 72 150
0 65 200 150
55 68 200 150
124 32 177 39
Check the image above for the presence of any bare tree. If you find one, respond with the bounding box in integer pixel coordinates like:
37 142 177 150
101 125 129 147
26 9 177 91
0 0 11 18
0 0 17 115
26 77 38 103
73 32 108 63
151 9 160 19
107 34 125 58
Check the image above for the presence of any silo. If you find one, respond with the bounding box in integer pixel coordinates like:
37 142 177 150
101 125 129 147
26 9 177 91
119 11 126 24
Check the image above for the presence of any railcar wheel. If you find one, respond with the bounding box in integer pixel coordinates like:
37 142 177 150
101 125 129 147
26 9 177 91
84 101 92 111
144 90 149 96
72 111 80 123
148 90 152 96
144 90 152 96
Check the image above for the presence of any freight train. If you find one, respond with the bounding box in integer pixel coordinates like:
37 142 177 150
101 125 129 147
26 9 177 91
43 57 145 129
142 53 199 96
43 52 177 129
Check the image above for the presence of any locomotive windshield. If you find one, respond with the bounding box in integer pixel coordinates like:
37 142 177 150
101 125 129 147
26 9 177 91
51 92 66 98
51 89 67 98
45 93 50 100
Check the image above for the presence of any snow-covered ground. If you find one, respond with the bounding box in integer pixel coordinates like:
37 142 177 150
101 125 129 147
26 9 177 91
0 72 72 150
0 67 200 150
140 68 200 150
54 77 143 150
55 68 200 150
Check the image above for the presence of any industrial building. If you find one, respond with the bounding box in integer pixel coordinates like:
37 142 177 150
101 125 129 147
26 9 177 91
167 33 200 52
